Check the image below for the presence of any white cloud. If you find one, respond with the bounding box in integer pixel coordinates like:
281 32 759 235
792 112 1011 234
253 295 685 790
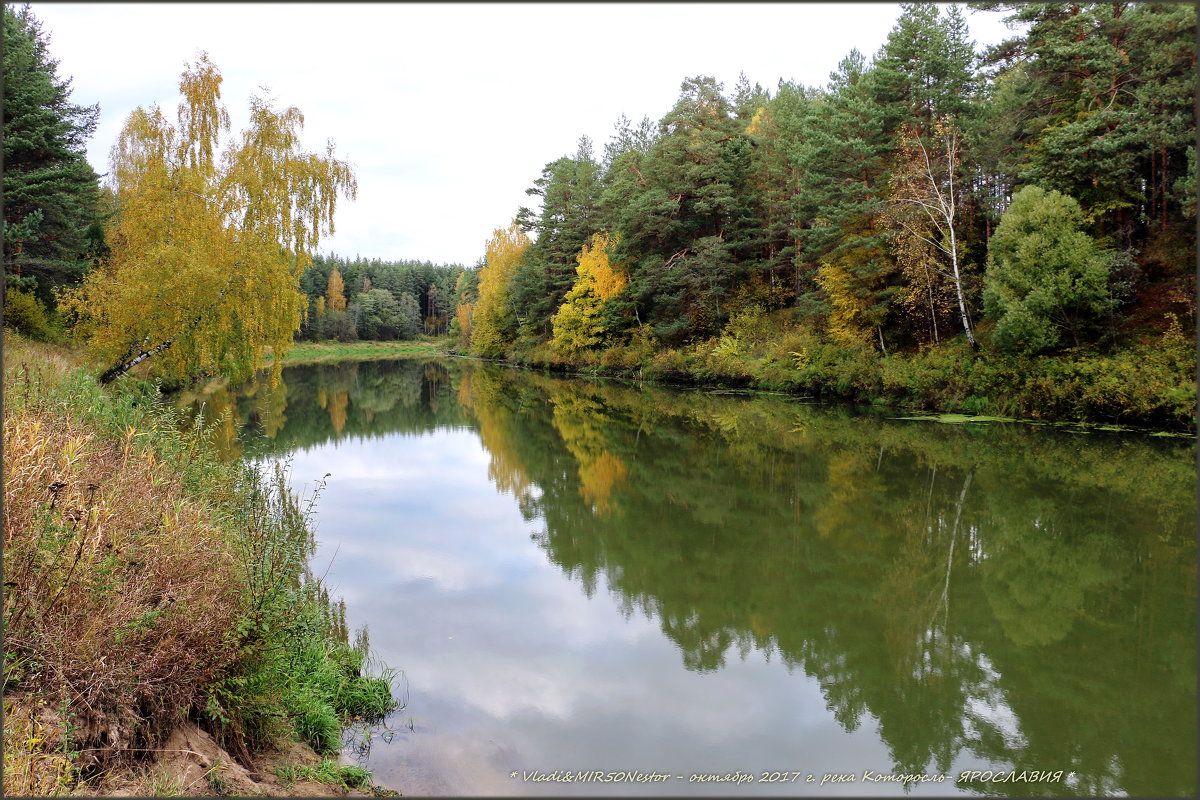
29 2 1017 267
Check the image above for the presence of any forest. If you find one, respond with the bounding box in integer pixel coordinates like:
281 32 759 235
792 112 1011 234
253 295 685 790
444 2 1196 425
2 2 1195 792
3 2 1196 426
295 255 467 342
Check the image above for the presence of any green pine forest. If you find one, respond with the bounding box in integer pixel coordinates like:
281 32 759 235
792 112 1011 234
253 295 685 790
4 2 1197 429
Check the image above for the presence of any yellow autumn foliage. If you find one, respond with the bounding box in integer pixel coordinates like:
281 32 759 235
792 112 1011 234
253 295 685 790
550 232 626 356
816 260 875 347
328 389 349 434
816 236 894 351
463 370 534 498
325 268 348 313
470 222 529 358
745 106 768 136
60 52 356 386
550 393 627 515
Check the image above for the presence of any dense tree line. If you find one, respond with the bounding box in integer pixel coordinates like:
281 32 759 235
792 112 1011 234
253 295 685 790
4 2 1193 412
297 254 468 342
460 2 1195 364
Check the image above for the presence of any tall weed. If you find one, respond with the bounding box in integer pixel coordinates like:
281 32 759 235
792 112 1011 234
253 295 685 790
204 463 398 759
3 353 242 777
3 336 398 789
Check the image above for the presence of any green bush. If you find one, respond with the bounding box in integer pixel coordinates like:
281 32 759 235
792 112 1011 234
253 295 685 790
4 288 52 339
793 339 882 399
200 463 398 759
699 336 755 381
983 186 1114 354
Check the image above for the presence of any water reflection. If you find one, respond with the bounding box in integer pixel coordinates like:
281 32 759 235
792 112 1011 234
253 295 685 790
181 359 1196 796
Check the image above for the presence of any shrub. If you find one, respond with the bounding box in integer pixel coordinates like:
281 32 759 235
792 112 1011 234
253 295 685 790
203 465 398 759
791 338 882 399
3 357 243 777
2 339 399 789
4 287 52 339
645 348 689 380
983 186 1114 354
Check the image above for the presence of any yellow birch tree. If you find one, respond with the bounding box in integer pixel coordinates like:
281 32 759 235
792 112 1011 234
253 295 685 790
549 232 626 356
470 221 530 357
60 53 356 385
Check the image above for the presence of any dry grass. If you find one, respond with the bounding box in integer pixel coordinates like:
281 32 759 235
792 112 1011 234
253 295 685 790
3 335 397 796
2 698 78 796
3 341 244 778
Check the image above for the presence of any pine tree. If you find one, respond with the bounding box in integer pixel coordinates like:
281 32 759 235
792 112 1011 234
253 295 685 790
512 136 602 337
976 2 1196 246
872 3 976 137
615 76 757 341
2 4 103 302
788 52 895 329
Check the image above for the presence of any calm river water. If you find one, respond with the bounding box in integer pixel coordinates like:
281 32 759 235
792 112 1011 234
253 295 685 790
182 357 1196 797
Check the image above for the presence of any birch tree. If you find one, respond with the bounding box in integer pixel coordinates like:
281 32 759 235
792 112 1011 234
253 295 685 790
470 222 530 357
61 53 356 385
888 119 977 348
550 232 627 356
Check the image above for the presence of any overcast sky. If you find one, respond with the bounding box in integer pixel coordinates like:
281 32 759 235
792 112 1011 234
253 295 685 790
28 2 1018 267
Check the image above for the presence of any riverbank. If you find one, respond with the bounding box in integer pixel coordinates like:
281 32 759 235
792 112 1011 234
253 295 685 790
266 338 448 366
461 322 1196 433
2 336 399 797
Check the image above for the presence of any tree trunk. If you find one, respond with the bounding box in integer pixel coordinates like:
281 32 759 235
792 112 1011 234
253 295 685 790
98 337 177 384
97 272 237 384
928 284 940 344
948 212 977 349
1161 148 1169 229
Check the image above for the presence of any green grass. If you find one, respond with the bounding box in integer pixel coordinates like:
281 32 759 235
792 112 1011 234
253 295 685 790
275 759 373 791
3 334 399 793
267 338 449 366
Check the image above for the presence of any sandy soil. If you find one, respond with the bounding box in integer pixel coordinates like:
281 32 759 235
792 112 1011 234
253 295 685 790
97 721 395 797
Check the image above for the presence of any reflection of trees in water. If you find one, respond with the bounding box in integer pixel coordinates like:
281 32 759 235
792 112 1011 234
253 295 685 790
460 366 1195 795
549 393 628 515
179 360 1195 795
459 370 535 501
177 359 471 459
328 390 349 434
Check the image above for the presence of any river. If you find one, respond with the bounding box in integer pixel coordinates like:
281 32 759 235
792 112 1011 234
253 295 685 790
180 357 1196 797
